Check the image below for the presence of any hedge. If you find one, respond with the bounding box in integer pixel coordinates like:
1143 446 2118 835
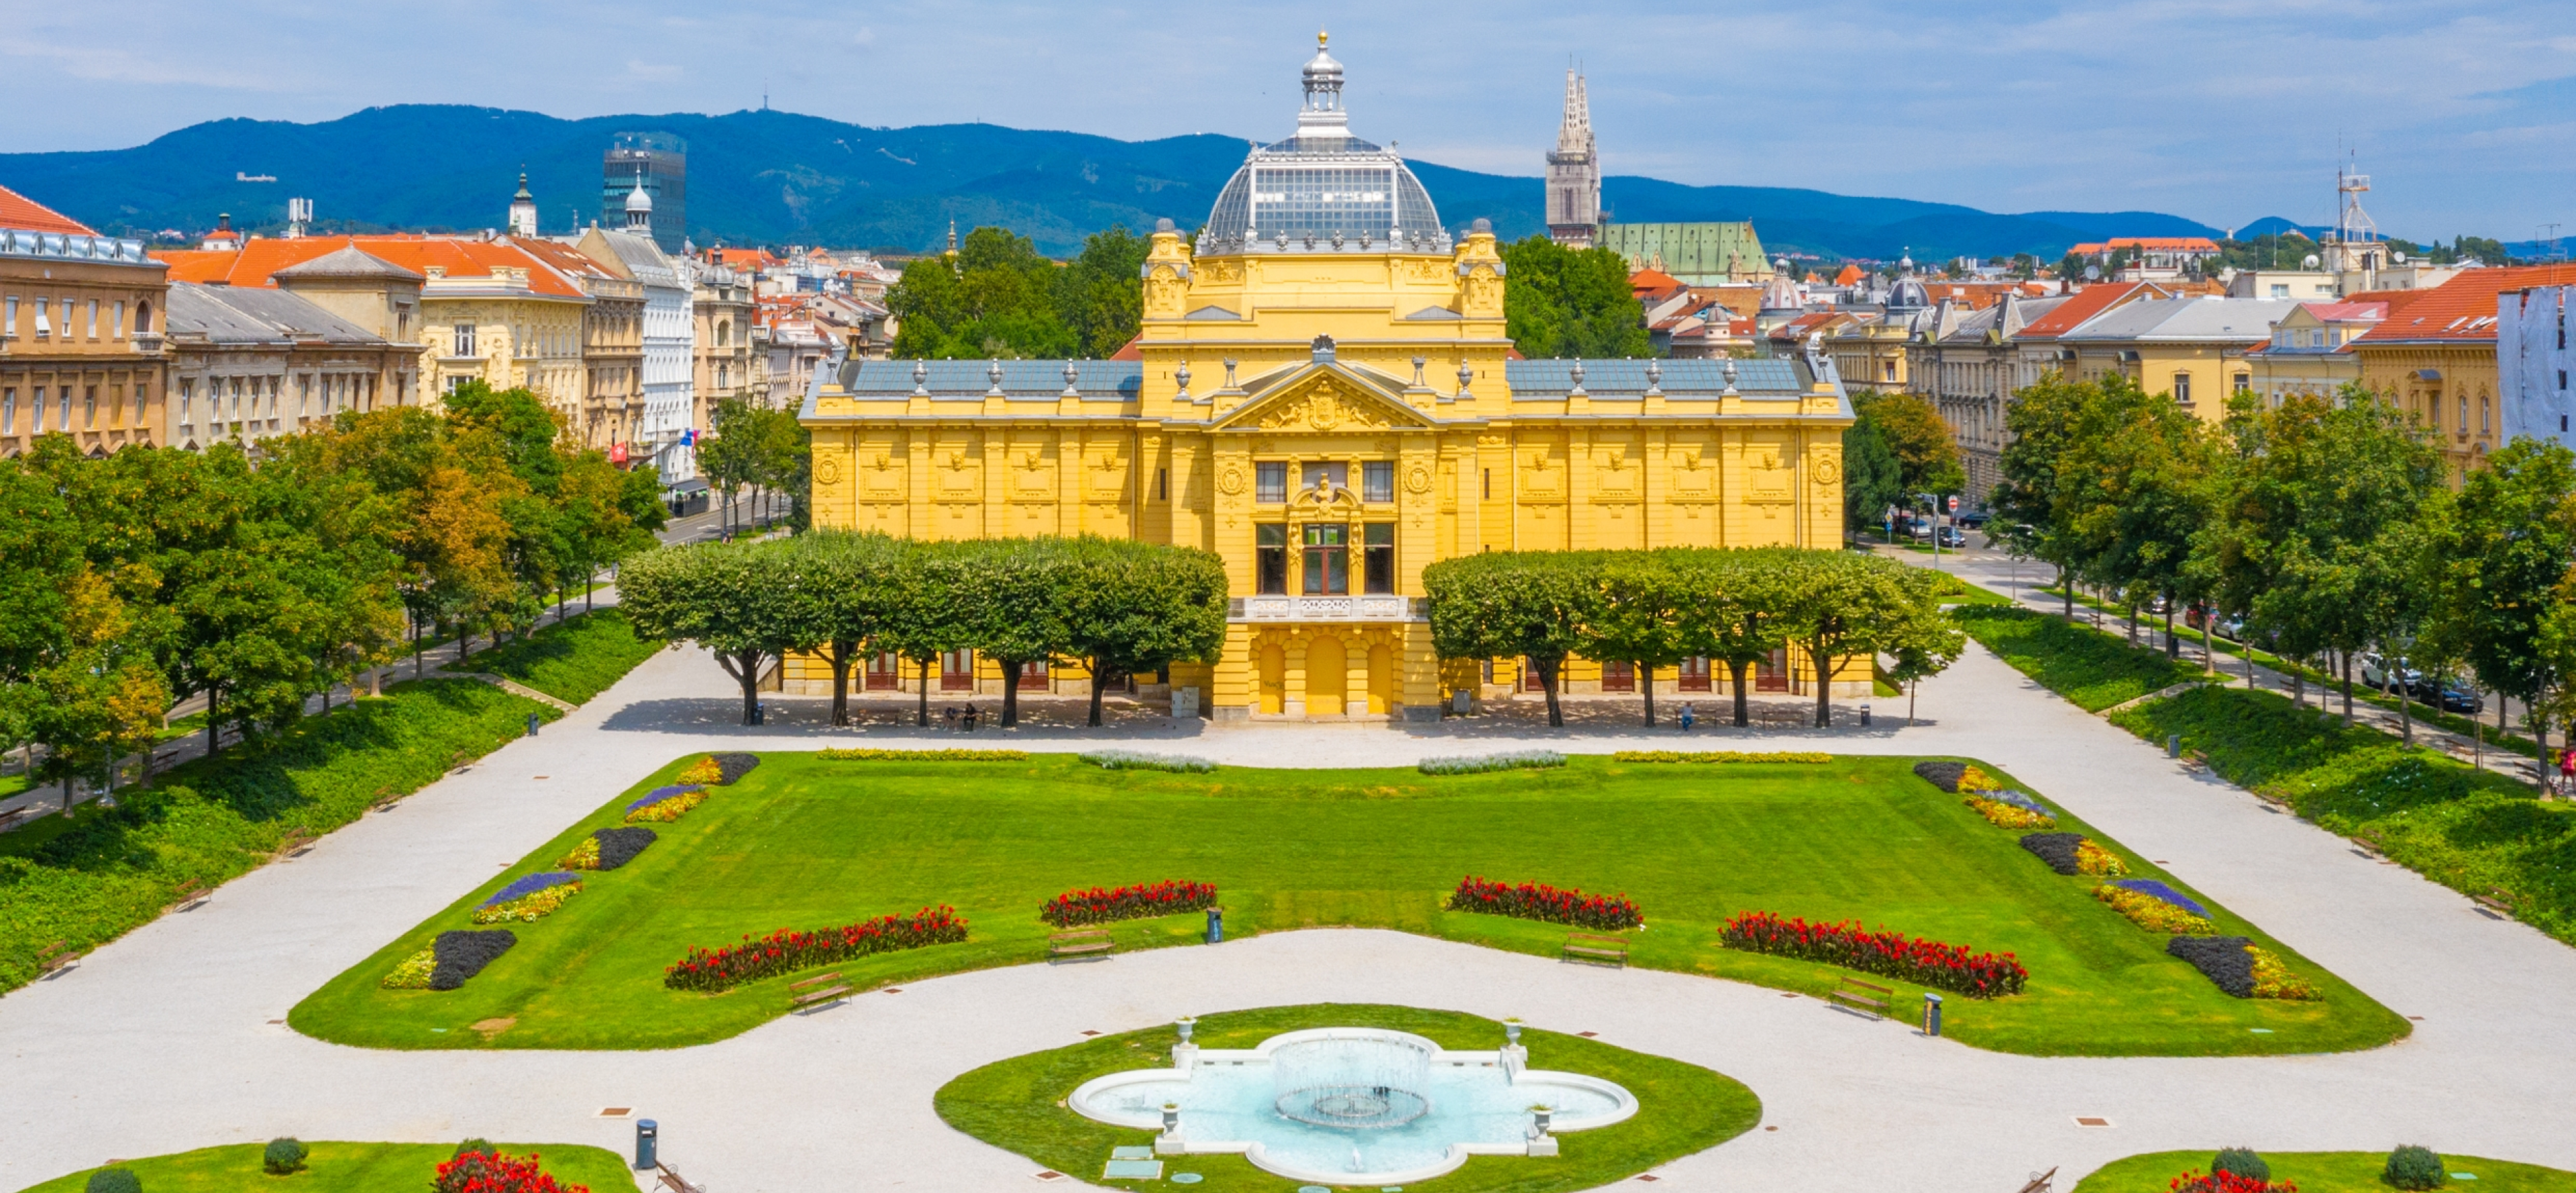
0 678 557 992
464 607 663 705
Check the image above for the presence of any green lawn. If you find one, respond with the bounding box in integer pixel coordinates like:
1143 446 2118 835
936 1004 1758 1193
1955 605 2204 711
2074 1151 2575 1193
15 1141 635 1193
456 608 662 705
293 753 2404 1057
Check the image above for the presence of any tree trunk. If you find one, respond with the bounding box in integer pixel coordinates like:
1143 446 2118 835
1000 660 1024 728
1638 661 1655 726
916 659 932 727
2164 604 2178 658
1811 638 1837 728
1909 678 1919 725
1088 661 1111 728
2339 651 2354 726
2202 618 2214 675
205 690 219 756
2126 603 2137 644
1728 660 1753 727
2059 566 2073 619
715 649 763 726
828 643 853 728
1535 657 1563 728
2396 661 2412 745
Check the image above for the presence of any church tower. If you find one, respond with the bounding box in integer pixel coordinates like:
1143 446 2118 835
508 171 539 237
1545 68 1601 247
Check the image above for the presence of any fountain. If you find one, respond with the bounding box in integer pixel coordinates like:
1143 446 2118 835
1067 1026 1637 1185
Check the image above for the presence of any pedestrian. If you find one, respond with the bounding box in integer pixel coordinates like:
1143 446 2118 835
1678 703 1695 733
2559 746 2574 798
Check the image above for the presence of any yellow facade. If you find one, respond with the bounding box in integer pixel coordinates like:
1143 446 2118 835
2356 343 2500 484
796 40 1857 720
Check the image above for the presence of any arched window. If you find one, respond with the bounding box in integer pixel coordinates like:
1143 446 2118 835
716 320 731 346
136 300 152 334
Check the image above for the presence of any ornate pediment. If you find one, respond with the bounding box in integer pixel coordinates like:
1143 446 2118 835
1215 367 1430 433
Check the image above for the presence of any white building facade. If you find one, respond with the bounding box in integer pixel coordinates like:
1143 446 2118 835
2498 283 2575 448
576 185 698 484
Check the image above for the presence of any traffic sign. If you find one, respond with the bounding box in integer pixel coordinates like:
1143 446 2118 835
1946 496 1960 512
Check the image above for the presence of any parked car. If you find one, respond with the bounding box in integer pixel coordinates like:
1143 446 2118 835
2145 594 2171 615
2406 674 2483 714
2359 652 2423 693
1955 510 1991 530
1910 519 1935 542
1935 525 1968 549
2184 606 2245 642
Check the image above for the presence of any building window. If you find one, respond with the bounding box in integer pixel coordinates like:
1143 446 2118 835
1483 468 1491 500
2172 372 2192 405
1301 523 1349 595
32 387 45 433
131 383 144 427
1302 460 1347 492
1256 523 1288 595
1155 467 1169 501
178 379 192 426
1362 460 1394 503
1255 460 1287 504
2559 370 2567 391
62 299 76 339
1362 522 1395 594
2 388 13 434
2233 373 2249 394
299 375 313 416
454 323 476 357
136 301 150 334
2481 396 2491 435
2459 396 2469 432
83 386 97 429
3 296 15 333
112 301 124 339
58 386 70 429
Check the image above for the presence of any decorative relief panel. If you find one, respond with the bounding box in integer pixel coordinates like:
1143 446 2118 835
1592 443 1638 502
859 438 905 500
1747 441 1796 505
934 445 981 501
1201 260 1244 284
1084 448 1130 504
1670 445 1717 502
1010 440 1056 500
1517 442 1564 502
1254 382 1396 432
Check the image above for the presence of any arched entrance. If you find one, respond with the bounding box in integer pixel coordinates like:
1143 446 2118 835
1307 635 1347 716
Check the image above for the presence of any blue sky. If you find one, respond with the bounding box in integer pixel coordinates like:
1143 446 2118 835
4 0 2571 239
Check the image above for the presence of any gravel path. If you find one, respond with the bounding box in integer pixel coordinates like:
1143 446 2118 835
3 639 2571 1193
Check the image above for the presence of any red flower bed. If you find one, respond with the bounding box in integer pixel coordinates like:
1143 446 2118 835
2172 1170 2297 1193
436 1149 587 1193
664 906 968 992
1446 876 1643 931
1720 911 2027 998
1040 880 1218 927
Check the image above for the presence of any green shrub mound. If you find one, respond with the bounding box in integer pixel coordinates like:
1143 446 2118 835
263 1138 307 1176
464 607 662 704
2386 1145 2448 1190
1419 750 1566 775
1953 606 2200 712
83 1170 141 1193
2213 1147 2271 1182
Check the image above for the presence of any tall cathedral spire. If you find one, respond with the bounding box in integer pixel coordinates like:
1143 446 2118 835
1545 67 1600 247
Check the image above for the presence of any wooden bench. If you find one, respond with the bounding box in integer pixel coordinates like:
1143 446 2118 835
2016 1167 2058 1193
36 940 77 975
2475 889 2516 917
1827 976 1893 1019
168 880 210 913
2351 833 2385 857
2183 749 2211 769
1561 933 1630 967
1049 929 1114 961
788 971 851 1011
0 805 32 833
275 832 314 859
654 1163 704 1193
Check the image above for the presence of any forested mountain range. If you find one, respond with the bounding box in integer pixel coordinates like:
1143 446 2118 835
4 104 2254 262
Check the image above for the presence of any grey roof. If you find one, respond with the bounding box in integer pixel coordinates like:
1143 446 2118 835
835 358 1146 401
2059 296 2297 343
818 355 1818 405
271 245 422 282
1507 357 1812 399
166 282 388 345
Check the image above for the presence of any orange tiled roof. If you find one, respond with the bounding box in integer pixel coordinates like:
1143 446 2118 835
1833 264 1864 286
1628 267 1684 295
2355 264 2576 345
2015 281 2164 340
0 184 97 235
2068 237 2222 255
154 235 587 298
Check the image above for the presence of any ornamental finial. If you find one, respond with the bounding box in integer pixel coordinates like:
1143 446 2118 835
1318 28 1328 48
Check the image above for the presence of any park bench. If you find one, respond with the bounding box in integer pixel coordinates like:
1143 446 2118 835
2183 748 2211 769
0 805 31 833
1827 976 1893 1019
2016 1167 2058 1193
1561 933 1629 968
654 1163 705 1193
788 971 851 1011
2474 889 2516 917
168 880 210 913
1049 928 1114 962
2350 833 2385 858
275 832 315 859
36 940 78 975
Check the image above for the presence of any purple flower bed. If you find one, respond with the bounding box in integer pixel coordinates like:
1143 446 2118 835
1984 789 2053 816
627 785 704 815
592 826 657 870
2109 878 2208 918
480 871 580 908
2020 832 2084 874
429 929 517 990
2167 935 2256 998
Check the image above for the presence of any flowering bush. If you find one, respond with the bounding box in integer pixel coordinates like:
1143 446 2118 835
2249 946 2317 1000
2095 884 2214 933
625 785 707 823
472 872 582 923
1446 876 1642 930
2169 1168 2298 1193
1721 911 2027 997
674 752 759 786
665 906 969 992
1419 750 1566 775
818 747 1028 761
436 1148 590 1193
1613 750 1831 763
382 946 437 989
1079 750 1217 773
1040 880 1218 927
1965 795 2057 831
2076 840 2130 876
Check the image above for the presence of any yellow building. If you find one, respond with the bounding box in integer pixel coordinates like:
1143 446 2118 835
2056 295 2290 424
2350 266 2576 484
797 38 1857 720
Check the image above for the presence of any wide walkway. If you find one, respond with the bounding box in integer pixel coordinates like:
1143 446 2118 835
3 635 2572 1192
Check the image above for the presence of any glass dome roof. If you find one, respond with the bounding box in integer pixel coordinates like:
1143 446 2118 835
1195 36 1450 255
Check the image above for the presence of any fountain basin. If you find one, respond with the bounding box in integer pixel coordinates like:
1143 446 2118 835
1066 1027 1638 1185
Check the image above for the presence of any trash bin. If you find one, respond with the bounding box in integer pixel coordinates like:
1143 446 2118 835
1205 907 1224 945
634 1119 657 1170
1923 992 1943 1037
526 712 541 738
2167 733 2181 758
1860 702 1872 728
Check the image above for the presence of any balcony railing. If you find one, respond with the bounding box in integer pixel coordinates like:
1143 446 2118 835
1229 595 1425 622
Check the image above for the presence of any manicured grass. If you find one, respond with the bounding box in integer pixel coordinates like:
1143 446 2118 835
1955 605 2204 711
15 1140 634 1193
2114 686 2576 945
457 608 661 705
1925 569 2015 605
0 679 559 994
935 1004 1758 1193
2074 1150 2576 1193
294 753 2404 1057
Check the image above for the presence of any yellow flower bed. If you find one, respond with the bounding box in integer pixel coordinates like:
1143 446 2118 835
626 788 707 823
2094 884 2213 933
557 838 600 870
676 756 724 785
2075 840 2129 876
1612 750 1832 764
1957 765 2006 793
2250 946 2318 1000
816 748 1030 761
473 882 582 923
380 947 435 989
1964 795 2057 831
